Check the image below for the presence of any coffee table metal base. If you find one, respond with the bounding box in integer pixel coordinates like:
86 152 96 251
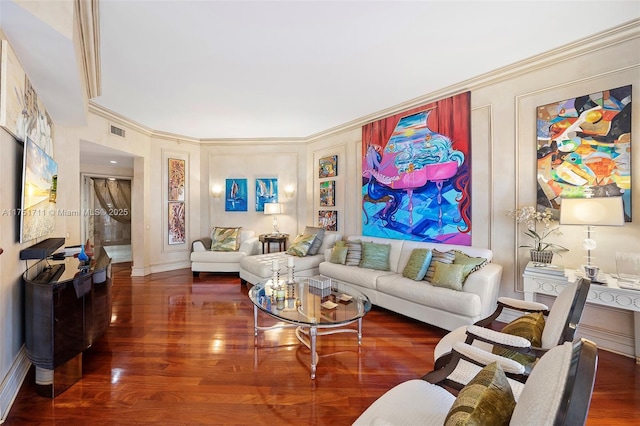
253 305 363 379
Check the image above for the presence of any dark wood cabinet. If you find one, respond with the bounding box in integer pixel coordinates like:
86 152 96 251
23 247 112 397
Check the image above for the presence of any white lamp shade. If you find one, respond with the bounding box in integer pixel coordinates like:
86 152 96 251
559 196 624 226
264 203 282 215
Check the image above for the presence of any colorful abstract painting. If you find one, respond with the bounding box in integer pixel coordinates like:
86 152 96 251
319 181 335 207
168 158 185 201
255 178 278 212
362 91 471 245
319 155 338 178
319 210 337 231
168 202 185 244
225 178 248 211
536 85 631 221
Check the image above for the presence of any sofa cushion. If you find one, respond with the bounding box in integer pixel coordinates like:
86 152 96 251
211 227 241 251
317 232 343 253
319 261 395 290
240 252 326 279
444 362 516 426
454 250 489 282
431 263 465 291
286 233 316 257
329 246 348 264
360 241 391 271
376 274 482 317
402 248 433 281
190 250 247 264
304 226 325 256
345 239 362 266
424 249 456 282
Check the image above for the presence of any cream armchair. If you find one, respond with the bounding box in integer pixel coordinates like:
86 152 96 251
353 338 597 426
190 230 259 277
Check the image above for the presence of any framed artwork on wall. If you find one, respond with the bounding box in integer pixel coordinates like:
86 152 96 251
168 158 185 201
319 181 335 207
255 178 278 212
0 40 54 156
168 202 186 244
319 155 338 178
318 210 337 231
361 91 471 245
536 85 631 221
225 178 248 211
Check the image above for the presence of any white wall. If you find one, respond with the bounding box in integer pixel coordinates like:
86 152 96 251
199 142 307 242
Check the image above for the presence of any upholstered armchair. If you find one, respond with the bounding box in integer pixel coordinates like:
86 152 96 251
427 277 590 387
353 338 597 425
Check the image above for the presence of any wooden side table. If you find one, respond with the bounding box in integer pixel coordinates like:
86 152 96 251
259 234 289 253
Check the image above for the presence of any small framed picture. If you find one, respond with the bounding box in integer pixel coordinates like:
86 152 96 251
318 210 337 231
319 181 335 207
319 155 337 178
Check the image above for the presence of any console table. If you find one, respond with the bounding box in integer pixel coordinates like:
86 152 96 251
23 247 113 397
523 262 640 363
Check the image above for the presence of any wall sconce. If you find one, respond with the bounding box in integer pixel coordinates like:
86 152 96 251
211 184 223 198
284 185 295 198
560 195 624 281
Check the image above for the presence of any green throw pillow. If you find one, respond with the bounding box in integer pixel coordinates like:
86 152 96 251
431 262 465 291
454 250 488 282
492 312 545 367
359 241 391 271
402 248 433 281
329 246 348 264
210 227 241 251
286 233 317 257
304 226 325 255
345 239 362 266
445 362 516 426
424 249 456 282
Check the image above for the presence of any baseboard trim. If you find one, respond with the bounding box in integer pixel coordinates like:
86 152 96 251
0 346 30 424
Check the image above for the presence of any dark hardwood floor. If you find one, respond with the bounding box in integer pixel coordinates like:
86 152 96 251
5 263 639 425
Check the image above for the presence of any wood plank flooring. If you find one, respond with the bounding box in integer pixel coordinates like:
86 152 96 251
5 263 639 425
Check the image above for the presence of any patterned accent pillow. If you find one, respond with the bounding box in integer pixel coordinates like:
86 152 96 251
402 248 433 281
345 240 362 267
431 262 465 291
424 249 456 282
304 226 325 255
359 241 391 271
444 362 516 426
286 233 317 257
454 250 489 282
492 312 546 367
329 246 348 264
210 227 241 251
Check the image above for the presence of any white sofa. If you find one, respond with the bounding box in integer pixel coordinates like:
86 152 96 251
239 232 342 285
190 230 260 277
318 235 503 331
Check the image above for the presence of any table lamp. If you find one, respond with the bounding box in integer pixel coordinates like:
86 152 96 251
264 202 282 235
559 195 624 281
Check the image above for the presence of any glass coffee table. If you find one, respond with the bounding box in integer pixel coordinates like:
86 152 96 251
249 276 371 379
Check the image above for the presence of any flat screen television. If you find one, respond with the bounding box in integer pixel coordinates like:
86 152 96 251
20 138 58 243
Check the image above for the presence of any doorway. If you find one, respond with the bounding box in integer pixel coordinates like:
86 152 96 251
83 175 132 263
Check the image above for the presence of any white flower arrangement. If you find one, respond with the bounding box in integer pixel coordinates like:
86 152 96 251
507 206 568 253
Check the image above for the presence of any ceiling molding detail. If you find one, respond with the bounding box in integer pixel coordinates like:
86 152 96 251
75 0 101 98
87 18 639 146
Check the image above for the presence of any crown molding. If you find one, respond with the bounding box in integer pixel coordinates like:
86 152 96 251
88 18 639 145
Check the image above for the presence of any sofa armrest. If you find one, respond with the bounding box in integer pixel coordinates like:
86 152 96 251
239 237 259 255
462 263 503 318
192 237 212 252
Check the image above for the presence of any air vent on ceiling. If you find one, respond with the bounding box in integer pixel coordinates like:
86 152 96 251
110 124 126 138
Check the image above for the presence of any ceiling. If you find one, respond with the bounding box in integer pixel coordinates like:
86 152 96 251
1 1 639 156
